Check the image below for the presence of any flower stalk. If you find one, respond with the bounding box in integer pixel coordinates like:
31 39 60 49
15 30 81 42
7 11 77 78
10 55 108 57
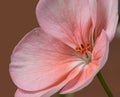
58 94 74 97
97 71 114 97
58 94 66 97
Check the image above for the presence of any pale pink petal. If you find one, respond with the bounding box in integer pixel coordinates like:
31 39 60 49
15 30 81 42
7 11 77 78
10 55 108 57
88 0 97 27
60 31 109 94
36 0 97 48
9 28 79 91
92 30 109 70
60 63 96 94
96 0 118 41
15 66 82 97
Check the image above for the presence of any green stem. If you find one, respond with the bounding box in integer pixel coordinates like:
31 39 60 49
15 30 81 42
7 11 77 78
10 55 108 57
97 71 114 97
65 94 74 97
58 94 66 97
58 94 74 97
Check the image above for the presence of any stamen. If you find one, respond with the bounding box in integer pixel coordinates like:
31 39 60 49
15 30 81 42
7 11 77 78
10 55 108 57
75 43 91 55
86 43 91 50
75 46 80 53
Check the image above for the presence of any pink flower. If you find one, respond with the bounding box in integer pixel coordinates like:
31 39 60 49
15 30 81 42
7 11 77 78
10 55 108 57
9 0 118 97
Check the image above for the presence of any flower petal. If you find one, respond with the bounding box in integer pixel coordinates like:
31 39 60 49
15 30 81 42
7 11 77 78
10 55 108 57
60 31 109 94
96 0 118 41
92 30 109 69
60 62 97 94
9 28 79 91
15 66 82 97
36 0 97 48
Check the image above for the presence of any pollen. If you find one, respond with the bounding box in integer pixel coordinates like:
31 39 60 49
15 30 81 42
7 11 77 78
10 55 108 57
75 43 91 55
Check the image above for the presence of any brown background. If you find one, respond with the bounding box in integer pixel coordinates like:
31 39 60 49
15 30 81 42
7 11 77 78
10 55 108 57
0 0 120 97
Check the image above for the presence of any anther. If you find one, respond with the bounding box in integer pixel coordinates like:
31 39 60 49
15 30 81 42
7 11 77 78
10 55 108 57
75 43 91 55
86 43 90 50
75 45 85 54
75 46 81 52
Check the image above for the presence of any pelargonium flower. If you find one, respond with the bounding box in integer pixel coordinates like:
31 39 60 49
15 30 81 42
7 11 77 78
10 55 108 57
9 0 118 97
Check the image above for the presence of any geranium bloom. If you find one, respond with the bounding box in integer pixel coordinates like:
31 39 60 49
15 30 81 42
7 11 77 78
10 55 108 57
9 0 118 97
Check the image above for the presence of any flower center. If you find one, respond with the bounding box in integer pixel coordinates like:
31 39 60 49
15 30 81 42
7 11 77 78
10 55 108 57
75 43 91 55
75 43 91 64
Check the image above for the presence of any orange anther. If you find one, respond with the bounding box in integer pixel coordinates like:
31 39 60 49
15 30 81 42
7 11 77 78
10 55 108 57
75 45 85 54
86 43 91 50
75 43 91 55
75 46 81 52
